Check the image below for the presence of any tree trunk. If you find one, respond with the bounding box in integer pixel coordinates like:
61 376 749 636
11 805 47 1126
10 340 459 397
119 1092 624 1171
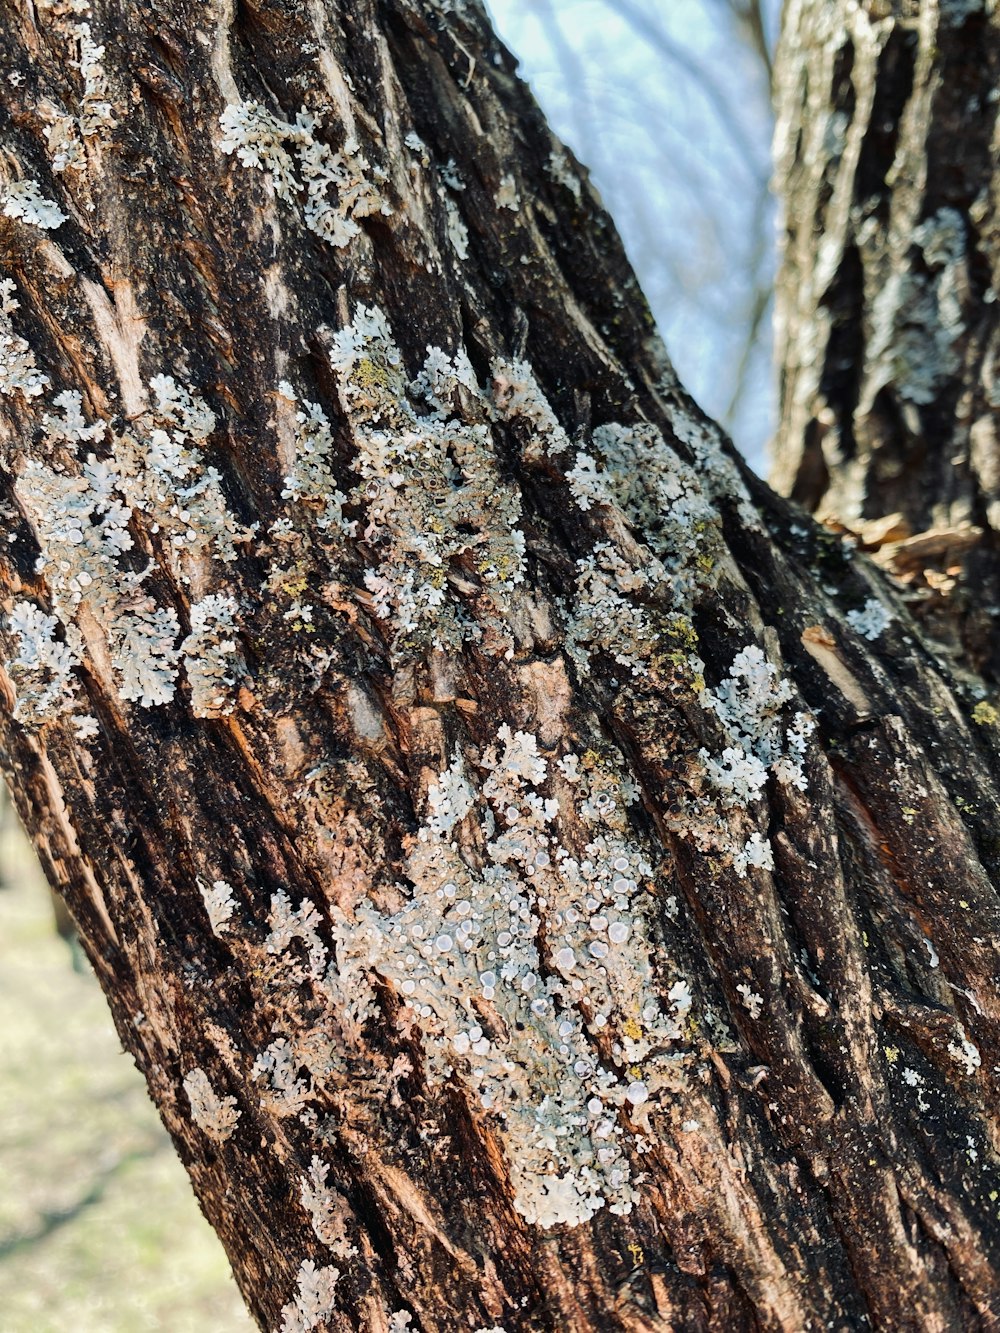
772 0 1000 679
3 2 1000 1330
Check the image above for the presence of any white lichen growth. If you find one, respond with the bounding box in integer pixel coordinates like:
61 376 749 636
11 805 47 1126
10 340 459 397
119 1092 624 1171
73 712 100 740
13 430 195 712
0 278 50 400
553 420 724 679
77 24 116 138
579 421 717 594
252 1038 312 1116
199 878 236 935
181 594 242 718
266 890 328 980
329 727 687 1228
182 1066 241 1141
426 757 476 837
567 543 660 679
328 307 526 655
17 453 133 619
278 1260 340 1333
219 101 389 247
736 984 764 1020
115 374 253 570
866 207 966 407
491 358 569 456
5 600 79 725
444 195 470 258
2 179 66 230
106 585 180 707
733 832 774 877
42 390 105 445
299 1157 357 1256
699 647 814 803
45 115 85 173
846 597 892 642
566 451 605 511
949 1030 981 1076
278 382 355 535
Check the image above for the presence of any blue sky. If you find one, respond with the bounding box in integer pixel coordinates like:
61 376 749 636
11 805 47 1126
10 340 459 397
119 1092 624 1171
486 0 779 471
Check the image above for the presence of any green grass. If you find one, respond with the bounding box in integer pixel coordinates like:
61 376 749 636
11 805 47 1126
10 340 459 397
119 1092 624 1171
0 810 253 1332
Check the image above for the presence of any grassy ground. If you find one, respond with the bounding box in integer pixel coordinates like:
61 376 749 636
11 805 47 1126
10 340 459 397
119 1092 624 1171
0 808 252 1332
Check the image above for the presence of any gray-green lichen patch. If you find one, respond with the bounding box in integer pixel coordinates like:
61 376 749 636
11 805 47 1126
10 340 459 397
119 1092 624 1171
0 279 50 400
5 600 80 726
35 14 119 175
324 726 692 1227
219 100 390 247
6 370 250 722
76 23 116 139
491 358 570 458
117 374 255 575
181 594 243 718
277 383 355 537
324 307 526 657
865 207 968 409
845 596 893 641
698 646 813 805
105 577 180 707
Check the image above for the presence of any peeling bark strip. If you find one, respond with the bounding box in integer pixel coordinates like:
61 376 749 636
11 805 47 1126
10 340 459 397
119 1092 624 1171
772 0 1000 678
2 1 1000 1329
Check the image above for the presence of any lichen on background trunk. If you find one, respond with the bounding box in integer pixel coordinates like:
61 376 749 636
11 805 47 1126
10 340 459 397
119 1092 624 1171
772 0 1000 680
2 1 1000 1330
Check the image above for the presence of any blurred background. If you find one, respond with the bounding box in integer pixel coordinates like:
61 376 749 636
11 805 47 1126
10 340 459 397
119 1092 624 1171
490 0 779 470
0 1 780 1326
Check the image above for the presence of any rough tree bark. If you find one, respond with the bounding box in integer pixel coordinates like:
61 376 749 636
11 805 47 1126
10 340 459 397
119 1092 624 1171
2 2 1000 1331
773 0 1000 678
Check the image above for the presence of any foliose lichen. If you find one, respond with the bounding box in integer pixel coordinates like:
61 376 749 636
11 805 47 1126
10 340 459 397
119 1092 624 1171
183 1066 241 1142
219 100 389 247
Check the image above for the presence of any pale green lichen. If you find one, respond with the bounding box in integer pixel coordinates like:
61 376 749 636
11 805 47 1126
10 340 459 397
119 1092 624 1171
106 579 180 706
0 278 50 400
491 358 569 456
299 1158 357 1256
566 542 662 678
865 207 967 408
5 600 79 725
327 306 526 656
181 593 243 718
846 597 892 642
325 725 690 1228
9 371 250 719
699 646 813 805
115 374 254 572
277 382 355 536
219 100 389 247
77 23 116 138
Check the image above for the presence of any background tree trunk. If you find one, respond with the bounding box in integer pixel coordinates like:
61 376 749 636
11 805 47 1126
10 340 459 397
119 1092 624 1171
3 2 1000 1330
772 0 1000 679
